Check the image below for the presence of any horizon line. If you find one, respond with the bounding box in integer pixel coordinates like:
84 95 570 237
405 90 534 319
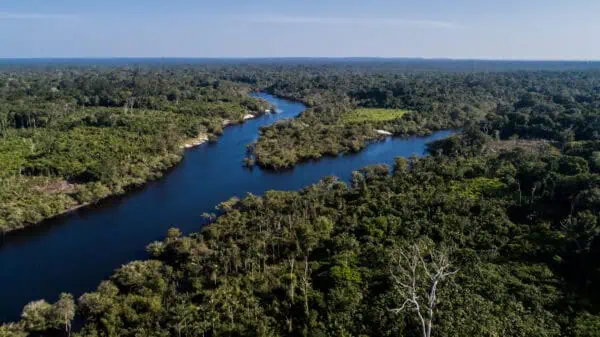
1 57 600 62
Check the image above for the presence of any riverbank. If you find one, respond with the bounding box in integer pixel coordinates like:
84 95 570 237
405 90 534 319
0 154 181 236
0 111 264 237
181 134 209 149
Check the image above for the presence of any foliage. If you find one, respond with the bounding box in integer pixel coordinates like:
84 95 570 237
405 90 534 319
20 294 74 335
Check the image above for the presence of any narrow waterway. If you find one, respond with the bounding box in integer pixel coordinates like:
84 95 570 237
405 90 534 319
0 93 452 322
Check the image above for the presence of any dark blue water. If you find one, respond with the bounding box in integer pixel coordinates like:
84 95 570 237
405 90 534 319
0 93 452 322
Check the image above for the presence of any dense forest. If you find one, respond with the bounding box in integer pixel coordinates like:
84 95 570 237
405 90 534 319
3 132 600 337
0 67 270 233
1 60 600 336
242 69 600 168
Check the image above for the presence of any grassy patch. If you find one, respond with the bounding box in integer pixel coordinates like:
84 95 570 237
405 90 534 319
342 108 408 123
448 177 506 202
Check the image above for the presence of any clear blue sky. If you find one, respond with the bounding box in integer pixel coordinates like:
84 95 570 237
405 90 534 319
1 0 599 59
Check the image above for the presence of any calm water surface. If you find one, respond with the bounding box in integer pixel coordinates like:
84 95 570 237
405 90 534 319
0 93 452 322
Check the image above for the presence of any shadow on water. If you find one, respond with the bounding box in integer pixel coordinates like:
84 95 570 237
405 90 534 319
0 159 189 248
0 93 452 322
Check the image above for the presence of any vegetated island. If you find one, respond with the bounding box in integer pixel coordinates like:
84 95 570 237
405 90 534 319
241 70 495 170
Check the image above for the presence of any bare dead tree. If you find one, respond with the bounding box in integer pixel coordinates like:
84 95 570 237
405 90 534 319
301 255 311 317
389 242 458 337
124 97 136 114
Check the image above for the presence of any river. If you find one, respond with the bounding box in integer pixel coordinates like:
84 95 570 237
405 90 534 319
0 93 452 322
